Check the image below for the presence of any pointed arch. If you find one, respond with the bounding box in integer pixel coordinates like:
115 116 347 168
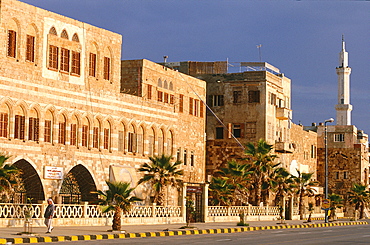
49 26 57 36
72 33 79 42
13 159 45 203
60 164 97 203
61 29 69 40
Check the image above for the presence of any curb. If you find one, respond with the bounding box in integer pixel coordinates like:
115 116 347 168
0 221 367 244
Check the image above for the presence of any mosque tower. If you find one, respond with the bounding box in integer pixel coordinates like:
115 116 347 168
335 36 352 125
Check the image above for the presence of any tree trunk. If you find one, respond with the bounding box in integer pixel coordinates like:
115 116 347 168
112 206 122 231
359 202 364 219
299 191 304 220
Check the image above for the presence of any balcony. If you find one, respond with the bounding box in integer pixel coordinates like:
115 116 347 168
275 142 294 153
276 107 291 120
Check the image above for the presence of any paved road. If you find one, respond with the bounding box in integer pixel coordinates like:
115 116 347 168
52 224 370 245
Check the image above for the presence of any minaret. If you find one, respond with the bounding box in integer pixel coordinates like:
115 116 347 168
335 36 352 125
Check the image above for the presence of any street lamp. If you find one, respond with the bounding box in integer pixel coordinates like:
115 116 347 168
324 118 334 223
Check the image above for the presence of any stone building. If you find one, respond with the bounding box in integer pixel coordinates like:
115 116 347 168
168 61 319 194
0 0 206 205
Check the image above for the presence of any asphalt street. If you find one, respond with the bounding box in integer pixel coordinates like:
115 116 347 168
47 224 370 245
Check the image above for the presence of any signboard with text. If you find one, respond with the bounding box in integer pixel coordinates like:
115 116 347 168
186 186 203 193
44 166 64 180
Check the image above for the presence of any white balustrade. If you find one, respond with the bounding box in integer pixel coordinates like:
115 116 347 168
0 203 182 219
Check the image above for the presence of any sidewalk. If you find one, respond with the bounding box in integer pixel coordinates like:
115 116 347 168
0 219 367 244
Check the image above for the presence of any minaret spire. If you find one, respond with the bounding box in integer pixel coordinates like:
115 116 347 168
335 36 352 125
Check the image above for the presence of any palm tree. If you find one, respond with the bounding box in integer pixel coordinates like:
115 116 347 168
291 170 318 220
270 167 294 220
137 154 183 205
348 183 370 219
96 181 142 231
328 193 343 220
208 177 233 206
216 160 251 205
244 139 278 205
0 154 20 201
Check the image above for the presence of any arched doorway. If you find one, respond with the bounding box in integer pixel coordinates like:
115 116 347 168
13 159 45 203
60 164 97 204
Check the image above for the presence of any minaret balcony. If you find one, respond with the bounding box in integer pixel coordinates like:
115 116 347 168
275 141 294 153
276 107 291 120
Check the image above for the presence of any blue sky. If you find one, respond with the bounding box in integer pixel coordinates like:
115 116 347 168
21 0 370 133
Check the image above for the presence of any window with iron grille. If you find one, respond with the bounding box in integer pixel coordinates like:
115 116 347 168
128 132 136 153
118 131 124 152
233 90 242 104
334 133 345 142
70 124 77 146
82 125 88 147
209 95 224 106
7 30 16 58
71 51 80 75
248 90 260 103
157 91 163 102
103 57 110 80
164 93 169 103
14 115 25 140
189 98 194 115
44 120 52 143
58 122 66 145
26 35 35 62
179 94 184 113
194 99 199 116
0 113 8 138
170 94 174 104
147 85 152 100
89 53 96 77
60 48 70 72
103 128 109 150
28 117 39 142
93 127 99 148
49 45 58 70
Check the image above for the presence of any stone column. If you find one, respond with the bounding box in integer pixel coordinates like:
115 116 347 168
203 183 209 222
182 183 187 222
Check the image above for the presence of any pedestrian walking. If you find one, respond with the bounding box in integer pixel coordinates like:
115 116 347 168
44 199 55 233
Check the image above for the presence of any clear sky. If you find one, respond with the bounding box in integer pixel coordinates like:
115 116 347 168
20 0 370 133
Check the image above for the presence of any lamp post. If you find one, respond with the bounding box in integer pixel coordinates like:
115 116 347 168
324 118 334 223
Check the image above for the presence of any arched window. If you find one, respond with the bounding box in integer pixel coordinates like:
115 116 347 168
92 118 100 149
137 126 144 155
49 27 57 36
158 129 164 156
0 103 9 138
72 33 79 42
28 108 39 142
81 117 90 148
103 121 111 151
158 78 162 88
61 29 69 39
58 114 67 145
44 110 53 143
127 124 136 153
14 106 25 140
167 130 173 156
70 115 78 146
148 128 155 156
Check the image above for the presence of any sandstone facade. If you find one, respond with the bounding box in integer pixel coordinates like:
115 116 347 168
0 0 206 205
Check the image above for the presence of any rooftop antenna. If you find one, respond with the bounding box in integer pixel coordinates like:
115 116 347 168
257 44 262 62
